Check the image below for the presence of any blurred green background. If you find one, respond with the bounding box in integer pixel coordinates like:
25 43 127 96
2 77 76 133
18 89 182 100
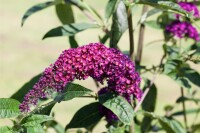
0 0 199 132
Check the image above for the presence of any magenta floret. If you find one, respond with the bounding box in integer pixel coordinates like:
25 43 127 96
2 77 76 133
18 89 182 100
166 20 200 41
19 43 142 112
178 2 200 18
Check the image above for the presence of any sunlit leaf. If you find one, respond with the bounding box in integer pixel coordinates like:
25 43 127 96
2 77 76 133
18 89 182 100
99 93 134 125
0 98 20 118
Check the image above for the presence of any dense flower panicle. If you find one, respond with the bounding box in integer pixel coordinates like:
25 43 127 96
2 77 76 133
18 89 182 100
166 20 200 41
19 43 142 112
178 2 200 18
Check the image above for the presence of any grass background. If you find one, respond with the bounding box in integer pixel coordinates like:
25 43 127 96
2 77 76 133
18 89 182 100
0 0 200 132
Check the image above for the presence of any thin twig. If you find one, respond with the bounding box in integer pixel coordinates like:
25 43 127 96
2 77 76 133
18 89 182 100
136 5 148 66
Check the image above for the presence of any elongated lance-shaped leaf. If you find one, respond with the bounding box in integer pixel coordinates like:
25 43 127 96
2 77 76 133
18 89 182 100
10 73 41 102
21 114 54 127
141 111 187 133
0 126 12 133
170 108 200 117
21 0 62 26
65 102 102 130
105 0 120 20
110 1 128 48
43 23 99 39
54 82 93 102
0 98 20 118
99 93 134 125
137 0 193 19
141 78 157 132
55 2 79 48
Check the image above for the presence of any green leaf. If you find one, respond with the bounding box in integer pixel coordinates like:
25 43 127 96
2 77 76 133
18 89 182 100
10 73 41 102
163 59 192 89
43 23 99 39
21 114 54 127
142 79 157 112
110 1 128 48
141 79 157 132
48 120 65 133
65 102 102 130
0 126 12 133
99 93 134 125
107 125 126 133
55 2 79 48
191 123 200 133
25 125 45 133
54 82 93 102
21 1 61 26
0 98 20 118
184 67 200 87
141 111 186 133
176 96 200 104
55 2 74 24
137 0 193 19
69 36 79 48
170 108 200 117
105 0 120 20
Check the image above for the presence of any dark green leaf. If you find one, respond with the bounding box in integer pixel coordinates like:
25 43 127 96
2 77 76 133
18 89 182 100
25 125 45 133
54 82 93 102
65 102 102 130
105 0 120 20
191 123 200 133
21 1 61 26
21 114 54 127
99 93 134 125
141 79 157 132
110 1 128 48
0 98 20 118
48 120 65 133
170 108 200 117
69 36 79 48
55 2 79 48
11 73 41 102
0 126 12 133
184 67 200 87
99 33 110 44
43 23 99 39
55 2 74 24
176 96 200 104
142 79 157 112
141 111 186 133
137 0 193 19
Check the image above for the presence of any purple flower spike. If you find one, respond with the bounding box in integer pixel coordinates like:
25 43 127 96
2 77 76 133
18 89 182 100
166 20 200 41
178 2 200 18
19 43 142 112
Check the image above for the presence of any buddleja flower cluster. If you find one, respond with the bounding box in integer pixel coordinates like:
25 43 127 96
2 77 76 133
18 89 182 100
20 43 142 114
166 2 200 41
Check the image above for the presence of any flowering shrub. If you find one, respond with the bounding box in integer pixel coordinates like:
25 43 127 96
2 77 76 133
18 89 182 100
1 0 200 133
